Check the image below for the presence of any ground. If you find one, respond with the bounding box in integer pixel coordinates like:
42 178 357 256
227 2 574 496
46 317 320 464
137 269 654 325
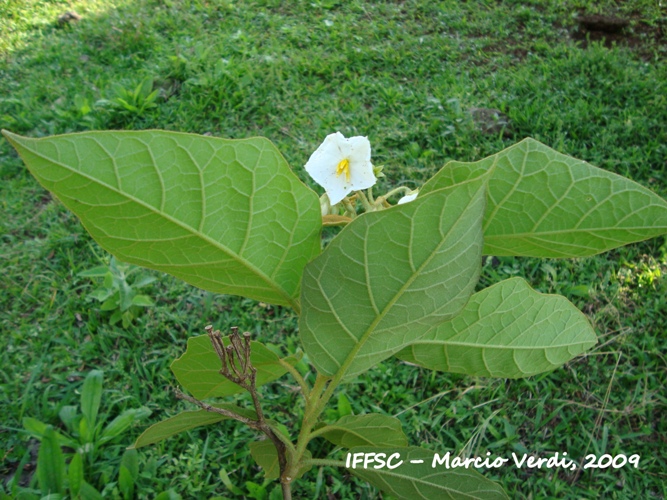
1 0 666 498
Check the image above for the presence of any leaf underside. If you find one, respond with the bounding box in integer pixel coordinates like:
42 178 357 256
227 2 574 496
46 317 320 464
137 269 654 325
249 440 312 480
131 404 256 449
318 414 409 448
249 441 282 480
300 170 490 379
396 277 597 378
349 447 508 500
3 130 321 307
170 335 299 399
420 138 667 257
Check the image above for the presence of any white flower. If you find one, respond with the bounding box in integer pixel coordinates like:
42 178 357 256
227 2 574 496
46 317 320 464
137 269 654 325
397 190 419 205
305 132 376 205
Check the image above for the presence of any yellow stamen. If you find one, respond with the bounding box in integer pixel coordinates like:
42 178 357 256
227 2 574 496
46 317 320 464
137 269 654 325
336 158 351 182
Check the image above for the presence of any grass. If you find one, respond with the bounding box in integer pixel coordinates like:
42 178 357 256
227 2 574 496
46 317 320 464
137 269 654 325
1 0 666 498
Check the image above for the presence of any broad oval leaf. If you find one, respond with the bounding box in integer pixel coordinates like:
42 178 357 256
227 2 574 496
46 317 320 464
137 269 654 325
318 414 408 448
3 130 321 308
171 335 300 399
420 138 667 257
396 277 597 378
348 447 508 500
300 170 490 379
131 404 257 449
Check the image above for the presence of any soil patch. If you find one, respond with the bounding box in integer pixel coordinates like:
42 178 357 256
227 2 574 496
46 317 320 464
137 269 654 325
572 12 665 58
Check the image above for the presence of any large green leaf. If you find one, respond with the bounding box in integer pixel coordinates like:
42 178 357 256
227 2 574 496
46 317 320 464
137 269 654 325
348 447 508 499
300 170 490 379
317 414 408 448
131 404 256 449
396 278 597 378
420 138 667 257
171 335 300 399
3 130 321 308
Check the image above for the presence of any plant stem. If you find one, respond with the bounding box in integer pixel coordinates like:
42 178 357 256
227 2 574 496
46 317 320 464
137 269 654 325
355 189 373 212
382 185 413 200
278 358 311 400
302 458 347 468
174 389 258 427
281 481 292 500
290 374 330 477
203 326 296 497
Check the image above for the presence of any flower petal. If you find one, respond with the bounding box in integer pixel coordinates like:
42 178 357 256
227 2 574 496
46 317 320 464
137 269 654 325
304 132 376 205
398 191 419 205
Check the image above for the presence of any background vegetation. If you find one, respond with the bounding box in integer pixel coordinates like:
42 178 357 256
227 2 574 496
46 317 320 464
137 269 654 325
1 0 666 498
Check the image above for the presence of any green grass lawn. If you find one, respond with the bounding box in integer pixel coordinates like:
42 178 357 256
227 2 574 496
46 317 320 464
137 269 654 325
1 0 666 498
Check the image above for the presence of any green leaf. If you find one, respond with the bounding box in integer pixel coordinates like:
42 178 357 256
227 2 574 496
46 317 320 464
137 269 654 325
348 447 508 499
132 275 157 288
58 406 78 431
101 296 120 311
78 482 104 500
22 418 77 449
249 441 281 480
99 407 151 444
131 294 154 307
153 491 182 500
120 449 139 481
171 335 297 399
80 370 103 437
119 450 139 500
300 170 490 379
3 130 321 309
419 138 667 257
130 404 257 449
78 266 110 277
337 392 353 418
318 414 408 448
248 441 311 481
37 427 65 496
219 468 244 496
68 453 83 497
396 278 597 378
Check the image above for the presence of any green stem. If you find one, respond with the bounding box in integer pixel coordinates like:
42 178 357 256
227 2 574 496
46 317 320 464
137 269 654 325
306 425 334 441
355 189 373 212
382 185 413 200
290 374 330 477
278 358 310 401
302 458 347 468
341 197 357 218
267 421 297 456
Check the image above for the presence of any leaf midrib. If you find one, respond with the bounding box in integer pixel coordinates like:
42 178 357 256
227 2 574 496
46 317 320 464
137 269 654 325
10 133 297 308
485 224 667 239
331 177 487 378
409 339 594 350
